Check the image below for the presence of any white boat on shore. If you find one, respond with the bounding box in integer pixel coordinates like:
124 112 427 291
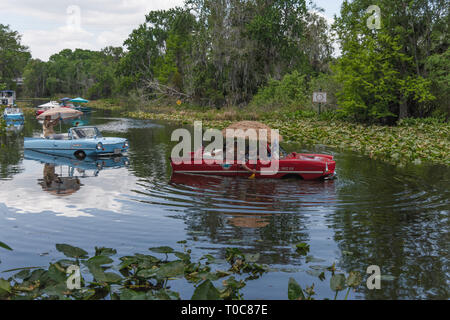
35 101 62 116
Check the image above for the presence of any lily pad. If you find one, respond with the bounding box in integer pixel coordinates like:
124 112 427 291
191 279 220 300
148 246 174 254
305 255 325 263
244 253 260 263
0 278 11 293
104 272 122 283
346 271 362 288
156 260 185 278
56 244 88 259
288 277 305 300
0 241 12 251
306 269 323 277
86 255 114 266
294 243 310 255
94 247 117 257
330 273 346 292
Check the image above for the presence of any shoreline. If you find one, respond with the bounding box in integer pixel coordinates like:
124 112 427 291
89 100 450 167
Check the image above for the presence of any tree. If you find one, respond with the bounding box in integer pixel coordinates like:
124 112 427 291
0 24 30 89
333 0 448 121
23 59 49 97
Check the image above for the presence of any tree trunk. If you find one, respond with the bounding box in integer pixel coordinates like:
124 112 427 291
399 99 408 119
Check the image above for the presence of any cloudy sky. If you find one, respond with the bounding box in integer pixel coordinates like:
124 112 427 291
1 0 343 61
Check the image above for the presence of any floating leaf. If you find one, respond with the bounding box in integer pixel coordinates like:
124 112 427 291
201 254 216 263
191 280 220 300
244 253 260 263
14 269 30 280
174 252 190 261
86 255 114 266
120 289 149 300
47 264 67 282
56 244 88 259
309 265 327 271
137 268 158 278
156 260 185 278
346 271 362 288
0 241 12 251
288 277 305 300
104 272 122 283
295 243 310 255
148 246 174 254
306 269 323 277
0 278 11 293
305 255 325 263
330 273 346 292
155 289 180 300
86 263 107 283
94 247 117 257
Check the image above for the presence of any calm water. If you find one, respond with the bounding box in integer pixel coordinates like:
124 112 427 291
0 109 448 300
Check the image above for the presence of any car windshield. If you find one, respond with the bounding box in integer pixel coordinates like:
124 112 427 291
72 127 101 139
279 145 288 158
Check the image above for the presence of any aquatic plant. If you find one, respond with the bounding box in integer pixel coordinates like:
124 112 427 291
0 242 268 300
0 241 366 300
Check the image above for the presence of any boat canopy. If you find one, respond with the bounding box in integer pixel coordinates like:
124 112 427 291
71 97 89 103
38 101 60 108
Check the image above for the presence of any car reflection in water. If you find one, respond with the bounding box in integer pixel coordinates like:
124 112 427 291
24 150 129 196
170 173 337 229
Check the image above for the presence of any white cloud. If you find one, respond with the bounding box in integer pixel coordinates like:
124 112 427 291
3 0 185 60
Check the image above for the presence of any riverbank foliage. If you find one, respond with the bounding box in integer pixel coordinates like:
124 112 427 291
0 241 363 300
5 0 448 123
88 99 449 167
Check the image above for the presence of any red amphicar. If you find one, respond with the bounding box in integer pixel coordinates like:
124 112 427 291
170 150 335 180
170 121 336 180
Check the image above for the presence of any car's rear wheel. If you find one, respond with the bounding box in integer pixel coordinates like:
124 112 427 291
74 150 86 160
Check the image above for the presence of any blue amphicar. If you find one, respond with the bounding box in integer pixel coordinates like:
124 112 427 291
24 126 129 160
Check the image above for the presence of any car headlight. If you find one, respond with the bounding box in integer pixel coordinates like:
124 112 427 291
96 142 104 150
124 141 129 148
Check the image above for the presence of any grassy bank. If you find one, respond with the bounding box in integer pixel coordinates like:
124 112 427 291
89 99 450 167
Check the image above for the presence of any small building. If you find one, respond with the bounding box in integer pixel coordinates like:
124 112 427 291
13 78 24 86
0 90 16 106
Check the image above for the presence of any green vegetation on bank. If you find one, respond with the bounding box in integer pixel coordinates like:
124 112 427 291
90 99 450 167
0 241 364 300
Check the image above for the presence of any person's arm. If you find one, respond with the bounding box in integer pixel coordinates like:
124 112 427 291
241 163 257 174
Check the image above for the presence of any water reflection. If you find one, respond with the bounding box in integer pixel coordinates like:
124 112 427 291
24 150 129 197
40 164 82 196
5 123 24 133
